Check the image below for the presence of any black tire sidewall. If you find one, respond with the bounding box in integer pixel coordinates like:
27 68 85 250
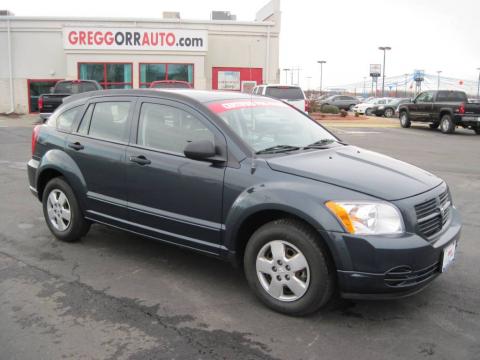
42 177 87 242
244 220 333 316
400 112 411 127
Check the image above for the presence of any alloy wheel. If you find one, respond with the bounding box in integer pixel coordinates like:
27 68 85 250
46 189 71 231
256 240 310 302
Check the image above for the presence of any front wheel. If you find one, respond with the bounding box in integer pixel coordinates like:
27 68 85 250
244 219 335 316
42 177 90 242
399 111 411 128
365 108 372 116
440 114 455 134
384 108 394 118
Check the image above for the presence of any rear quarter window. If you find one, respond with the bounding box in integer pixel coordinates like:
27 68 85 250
436 92 467 102
265 87 304 100
56 106 82 132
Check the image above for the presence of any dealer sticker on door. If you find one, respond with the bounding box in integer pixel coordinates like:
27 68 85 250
441 241 456 272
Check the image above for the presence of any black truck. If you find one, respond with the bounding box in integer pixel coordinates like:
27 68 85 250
39 80 102 121
398 90 480 134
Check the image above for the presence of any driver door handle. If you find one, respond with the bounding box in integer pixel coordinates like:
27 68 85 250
68 142 84 151
129 155 151 166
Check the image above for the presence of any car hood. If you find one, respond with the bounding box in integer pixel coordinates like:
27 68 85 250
266 146 442 201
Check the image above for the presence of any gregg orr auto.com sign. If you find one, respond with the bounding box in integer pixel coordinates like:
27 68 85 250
63 27 208 51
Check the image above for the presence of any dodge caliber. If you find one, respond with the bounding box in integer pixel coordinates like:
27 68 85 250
27 89 461 315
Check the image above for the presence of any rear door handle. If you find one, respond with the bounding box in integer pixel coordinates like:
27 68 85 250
129 155 151 165
68 142 84 151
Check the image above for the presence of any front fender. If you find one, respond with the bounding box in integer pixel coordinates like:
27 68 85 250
222 180 348 266
37 149 87 209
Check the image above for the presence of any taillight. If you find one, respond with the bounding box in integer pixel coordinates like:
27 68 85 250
458 103 465 114
38 96 43 112
32 125 41 155
305 100 309 112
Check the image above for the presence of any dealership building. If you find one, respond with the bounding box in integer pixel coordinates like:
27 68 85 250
0 1 280 114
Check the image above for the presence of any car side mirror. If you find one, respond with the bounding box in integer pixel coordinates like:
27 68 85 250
184 140 224 163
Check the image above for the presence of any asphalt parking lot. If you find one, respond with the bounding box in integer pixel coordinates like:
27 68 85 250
0 116 479 360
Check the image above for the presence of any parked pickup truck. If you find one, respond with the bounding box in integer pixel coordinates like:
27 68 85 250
39 80 102 121
398 90 480 134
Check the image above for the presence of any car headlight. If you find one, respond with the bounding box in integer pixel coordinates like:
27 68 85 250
325 201 404 235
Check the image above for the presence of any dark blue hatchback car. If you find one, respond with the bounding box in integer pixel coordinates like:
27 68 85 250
27 89 461 315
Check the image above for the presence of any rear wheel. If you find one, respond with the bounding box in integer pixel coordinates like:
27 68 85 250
244 219 335 316
440 114 455 134
42 177 90 242
384 108 394 118
399 111 411 128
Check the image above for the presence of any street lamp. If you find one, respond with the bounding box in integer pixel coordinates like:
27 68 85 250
378 46 391 96
437 70 442 90
477 67 480 99
317 60 326 95
282 68 291 85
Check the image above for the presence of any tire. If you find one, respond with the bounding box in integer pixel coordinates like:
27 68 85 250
429 122 440 129
365 108 372 116
42 177 90 242
348 104 355 111
399 111 411 128
244 219 335 316
440 114 455 134
384 108 394 118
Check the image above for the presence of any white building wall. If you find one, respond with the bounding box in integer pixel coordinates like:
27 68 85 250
0 0 280 114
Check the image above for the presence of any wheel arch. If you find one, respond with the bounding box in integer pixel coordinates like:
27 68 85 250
226 207 339 272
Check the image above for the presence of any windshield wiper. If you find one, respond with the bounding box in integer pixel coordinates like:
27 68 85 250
255 145 301 154
304 139 346 149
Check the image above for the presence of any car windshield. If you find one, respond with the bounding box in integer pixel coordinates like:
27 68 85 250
54 82 98 94
366 98 378 104
152 82 190 88
265 87 304 100
208 98 337 153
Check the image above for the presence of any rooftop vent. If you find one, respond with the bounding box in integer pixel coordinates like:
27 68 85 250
211 11 237 21
0 10 14 16
163 11 180 19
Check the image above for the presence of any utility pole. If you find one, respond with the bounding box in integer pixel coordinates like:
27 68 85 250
378 46 391 96
404 73 409 97
437 70 442 90
363 77 366 97
282 68 290 85
317 60 326 95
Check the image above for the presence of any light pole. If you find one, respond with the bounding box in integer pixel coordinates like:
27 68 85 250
378 46 391 96
363 76 366 97
317 60 326 95
477 67 480 99
436 70 442 90
283 68 290 85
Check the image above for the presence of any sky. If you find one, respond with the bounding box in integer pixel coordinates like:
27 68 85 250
3 0 480 90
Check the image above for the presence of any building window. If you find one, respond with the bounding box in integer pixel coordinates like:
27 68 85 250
27 79 62 113
78 63 132 89
139 63 194 88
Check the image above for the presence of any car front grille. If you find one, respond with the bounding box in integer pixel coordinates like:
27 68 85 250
384 262 439 288
415 189 451 239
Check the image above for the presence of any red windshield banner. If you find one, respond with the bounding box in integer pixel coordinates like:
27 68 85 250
208 100 287 113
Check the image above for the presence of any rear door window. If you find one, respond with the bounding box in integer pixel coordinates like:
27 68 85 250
265 87 304 100
88 102 131 142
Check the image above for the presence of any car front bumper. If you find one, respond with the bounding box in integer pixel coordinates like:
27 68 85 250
27 158 40 199
323 207 461 300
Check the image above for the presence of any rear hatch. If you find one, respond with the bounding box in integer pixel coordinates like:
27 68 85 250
265 86 305 111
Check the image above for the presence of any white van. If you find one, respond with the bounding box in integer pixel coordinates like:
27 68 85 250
253 85 307 112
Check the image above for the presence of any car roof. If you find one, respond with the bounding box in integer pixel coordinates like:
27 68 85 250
63 89 269 105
